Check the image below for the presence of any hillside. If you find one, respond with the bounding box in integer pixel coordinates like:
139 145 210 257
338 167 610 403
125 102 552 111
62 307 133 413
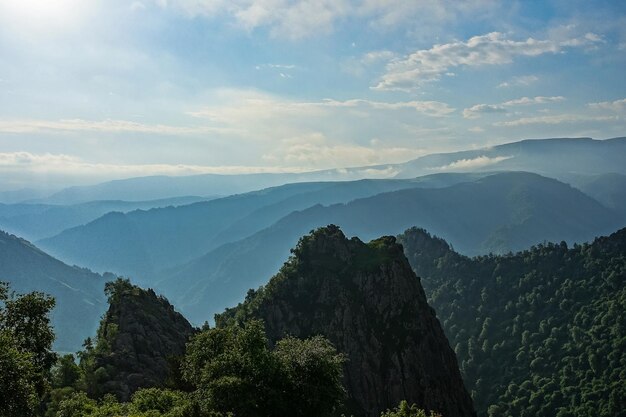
0 196 211 242
0 230 108 352
159 172 624 323
398 227 626 417
217 225 476 417
567 173 626 214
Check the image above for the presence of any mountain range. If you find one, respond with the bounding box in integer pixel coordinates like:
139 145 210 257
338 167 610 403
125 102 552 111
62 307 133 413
157 172 625 323
2 136 626 352
3 137 624 205
37 174 483 280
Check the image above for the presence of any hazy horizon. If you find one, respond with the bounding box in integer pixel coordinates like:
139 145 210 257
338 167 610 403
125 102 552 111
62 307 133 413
1 0 625 189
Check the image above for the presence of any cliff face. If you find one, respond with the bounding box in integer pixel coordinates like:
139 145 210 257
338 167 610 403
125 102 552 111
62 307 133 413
90 279 195 401
218 225 476 417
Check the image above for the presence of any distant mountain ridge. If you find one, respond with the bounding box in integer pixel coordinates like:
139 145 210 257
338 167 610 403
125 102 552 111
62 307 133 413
0 196 214 241
13 137 625 204
393 137 626 179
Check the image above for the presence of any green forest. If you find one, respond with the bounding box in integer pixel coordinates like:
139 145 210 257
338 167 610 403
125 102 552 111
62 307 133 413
399 227 626 417
0 278 432 417
1 225 625 417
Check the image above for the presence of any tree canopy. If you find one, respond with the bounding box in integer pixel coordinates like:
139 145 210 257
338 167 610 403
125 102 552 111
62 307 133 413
0 281 56 417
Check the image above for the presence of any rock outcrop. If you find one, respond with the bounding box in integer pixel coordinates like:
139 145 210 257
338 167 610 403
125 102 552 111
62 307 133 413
217 225 476 417
88 278 195 401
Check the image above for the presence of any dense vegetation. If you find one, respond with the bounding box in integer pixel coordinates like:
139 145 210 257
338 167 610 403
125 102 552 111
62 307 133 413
1 254 447 417
48 321 347 417
35 279 349 417
0 282 56 417
398 227 626 417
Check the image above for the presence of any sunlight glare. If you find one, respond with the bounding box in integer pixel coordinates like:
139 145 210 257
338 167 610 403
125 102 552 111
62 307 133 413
0 0 91 35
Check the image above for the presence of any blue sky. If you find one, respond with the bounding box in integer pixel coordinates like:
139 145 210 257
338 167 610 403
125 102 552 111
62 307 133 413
0 0 624 189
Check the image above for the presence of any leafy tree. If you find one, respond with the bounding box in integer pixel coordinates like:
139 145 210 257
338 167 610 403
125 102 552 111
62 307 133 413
182 320 283 416
54 392 97 417
380 401 442 417
0 330 38 417
51 355 81 389
54 389 222 417
45 355 83 417
0 281 56 416
274 335 346 417
183 320 345 417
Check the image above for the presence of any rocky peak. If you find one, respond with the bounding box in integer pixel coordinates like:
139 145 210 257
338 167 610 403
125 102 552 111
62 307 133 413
218 225 476 417
88 278 195 401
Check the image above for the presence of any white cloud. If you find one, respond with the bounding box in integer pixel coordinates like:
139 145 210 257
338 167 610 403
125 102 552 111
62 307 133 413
463 104 506 119
0 151 316 183
502 96 565 106
188 91 455 124
374 32 601 91
361 50 396 65
494 114 619 127
155 0 499 39
319 98 455 117
463 96 566 119
432 155 512 171
0 118 235 135
341 50 397 77
498 75 539 88
588 98 626 112
183 89 446 170
261 133 423 169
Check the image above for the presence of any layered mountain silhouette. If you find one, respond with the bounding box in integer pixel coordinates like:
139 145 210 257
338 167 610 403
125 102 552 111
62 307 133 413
0 196 212 242
37 174 480 280
394 137 626 179
156 172 624 323
9 137 624 204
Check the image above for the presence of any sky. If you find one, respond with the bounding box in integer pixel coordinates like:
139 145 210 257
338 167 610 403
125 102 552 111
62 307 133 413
0 0 625 189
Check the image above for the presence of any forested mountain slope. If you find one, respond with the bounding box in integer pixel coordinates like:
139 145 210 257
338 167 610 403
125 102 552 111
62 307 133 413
567 173 626 214
398 227 626 417
0 230 108 352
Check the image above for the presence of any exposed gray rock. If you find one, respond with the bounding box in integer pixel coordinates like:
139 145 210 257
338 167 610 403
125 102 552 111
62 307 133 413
218 225 476 417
